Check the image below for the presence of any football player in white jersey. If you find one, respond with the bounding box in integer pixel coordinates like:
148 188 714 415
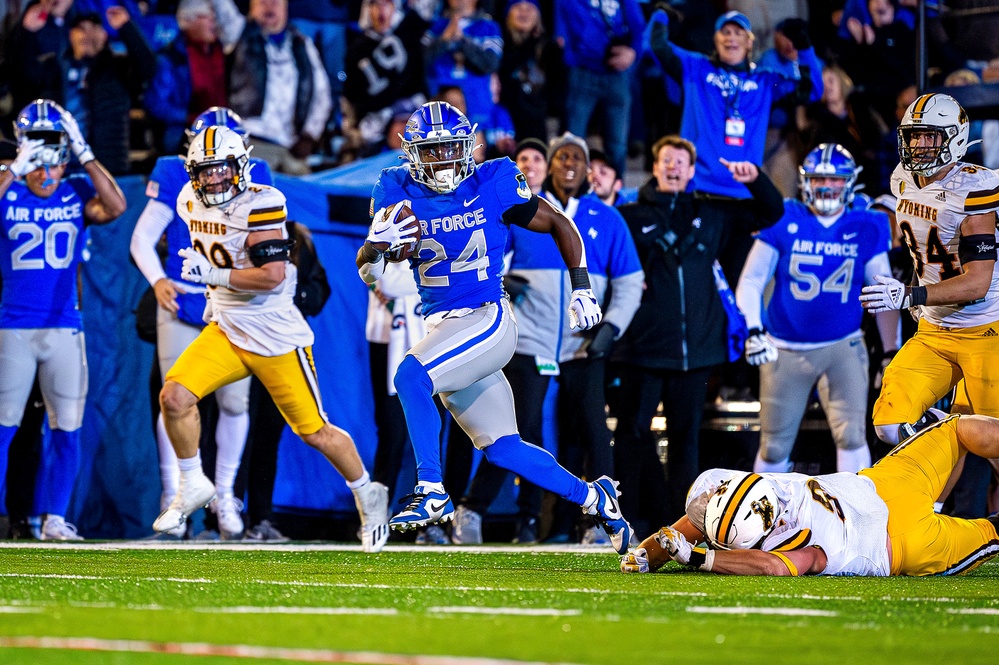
152 125 390 553
620 413 999 577
860 93 999 445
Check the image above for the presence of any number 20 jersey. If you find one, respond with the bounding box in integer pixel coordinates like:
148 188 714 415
891 162 999 328
175 183 313 356
0 176 95 330
371 158 533 316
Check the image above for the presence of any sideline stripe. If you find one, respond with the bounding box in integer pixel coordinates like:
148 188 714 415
427 607 581 617
198 607 398 616
687 606 837 617
948 608 999 615
0 637 584 665
0 607 42 613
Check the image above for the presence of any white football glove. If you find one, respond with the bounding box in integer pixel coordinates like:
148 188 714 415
860 274 908 313
10 138 45 177
55 103 95 165
179 248 231 288
745 328 778 366
568 288 602 330
620 547 650 574
367 200 418 252
655 527 692 564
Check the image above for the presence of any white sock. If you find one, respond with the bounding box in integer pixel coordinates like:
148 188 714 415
753 452 793 474
214 410 249 495
417 480 445 494
582 485 598 511
177 451 203 476
347 469 371 490
933 501 944 513
156 413 179 499
836 446 872 473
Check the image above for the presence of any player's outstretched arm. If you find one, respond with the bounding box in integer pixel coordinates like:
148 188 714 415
709 547 827 576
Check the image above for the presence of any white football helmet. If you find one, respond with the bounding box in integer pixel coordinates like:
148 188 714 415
185 125 249 206
897 93 970 178
703 472 780 550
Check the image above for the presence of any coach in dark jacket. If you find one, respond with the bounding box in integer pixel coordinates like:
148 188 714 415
613 135 783 537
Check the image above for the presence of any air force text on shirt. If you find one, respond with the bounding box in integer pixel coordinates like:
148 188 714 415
423 207 488 235
5 202 83 223
791 237 859 258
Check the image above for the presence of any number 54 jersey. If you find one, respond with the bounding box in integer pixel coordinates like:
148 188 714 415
371 158 534 316
175 183 313 357
891 162 999 328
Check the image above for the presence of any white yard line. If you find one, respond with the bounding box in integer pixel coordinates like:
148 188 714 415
427 607 582 617
687 606 838 617
0 606 42 613
0 636 585 665
199 607 399 616
948 608 999 615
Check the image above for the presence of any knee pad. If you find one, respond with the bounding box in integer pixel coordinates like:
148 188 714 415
394 355 433 396
874 424 902 446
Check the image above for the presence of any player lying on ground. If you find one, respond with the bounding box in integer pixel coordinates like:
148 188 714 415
620 413 999 576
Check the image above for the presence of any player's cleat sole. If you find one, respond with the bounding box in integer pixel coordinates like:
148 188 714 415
389 486 455 532
153 473 216 534
586 476 634 556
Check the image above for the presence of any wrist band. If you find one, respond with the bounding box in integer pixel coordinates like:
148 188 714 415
701 550 715 572
904 285 927 308
688 547 706 568
568 267 591 291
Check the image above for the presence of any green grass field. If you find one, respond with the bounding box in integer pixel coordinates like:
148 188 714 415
0 542 997 665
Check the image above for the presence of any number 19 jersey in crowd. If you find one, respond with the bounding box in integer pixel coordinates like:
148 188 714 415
175 183 311 356
891 162 999 328
0 177 95 330
370 158 533 316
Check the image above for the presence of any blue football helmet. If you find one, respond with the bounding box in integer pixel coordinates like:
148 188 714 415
799 143 859 216
187 106 247 144
13 99 69 167
401 101 478 193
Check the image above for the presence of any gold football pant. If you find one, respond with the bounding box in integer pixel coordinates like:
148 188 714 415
165 322 328 436
860 415 999 576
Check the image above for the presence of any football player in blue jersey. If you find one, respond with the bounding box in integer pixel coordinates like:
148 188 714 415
130 107 273 539
736 144 900 474
0 99 126 540
356 101 635 554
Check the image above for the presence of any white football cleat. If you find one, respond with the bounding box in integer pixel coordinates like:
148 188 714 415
40 515 84 541
158 493 187 538
354 481 390 553
213 493 245 540
451 506 482 545
153 472 215 534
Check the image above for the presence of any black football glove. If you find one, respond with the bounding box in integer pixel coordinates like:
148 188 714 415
778 18 811 51
586 322 620 359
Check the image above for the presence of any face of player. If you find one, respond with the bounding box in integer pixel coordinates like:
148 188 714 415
805 176 848 215
515 148 547 193
506 1 540 34
418 140 466 190
905 129 945 167
653 145 695 193
24 163 66 198
714 24 753 66
549 145 588 196
588 159 620 201
251 0 287 35
195 161 236 199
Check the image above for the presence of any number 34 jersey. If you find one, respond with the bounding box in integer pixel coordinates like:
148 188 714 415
891 162 999 328
175 183 313 357
371 158 534 316
0 176 95 330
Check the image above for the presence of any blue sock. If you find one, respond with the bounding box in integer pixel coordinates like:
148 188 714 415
0 425 17 512
394 355 443 484
34 428 81 516
484 434 589 505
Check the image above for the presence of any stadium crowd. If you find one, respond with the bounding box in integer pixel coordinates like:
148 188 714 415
1 0 999 555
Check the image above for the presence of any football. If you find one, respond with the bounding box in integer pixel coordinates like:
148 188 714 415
383 202 421 263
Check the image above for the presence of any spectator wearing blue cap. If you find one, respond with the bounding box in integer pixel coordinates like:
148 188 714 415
555 0 646 178
645 9 824 201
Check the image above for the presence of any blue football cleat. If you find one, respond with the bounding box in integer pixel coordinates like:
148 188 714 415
389 485 455 532
586 476 634 555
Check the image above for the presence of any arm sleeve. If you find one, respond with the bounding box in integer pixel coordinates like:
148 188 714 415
736 240 779 331
379 261 421 299
301 38 333 141
210 0 246 50
130 198 174 287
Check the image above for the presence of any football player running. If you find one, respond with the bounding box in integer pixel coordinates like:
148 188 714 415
356 101 635 554
0 99 126 539
860 93 999 445
737 144 900 474
130 107 272 539
153 125 390 553
620 413 999 576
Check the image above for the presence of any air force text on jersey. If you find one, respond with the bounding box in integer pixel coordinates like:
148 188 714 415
423 206 488 235
5 201 83 223
790 237 860 258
